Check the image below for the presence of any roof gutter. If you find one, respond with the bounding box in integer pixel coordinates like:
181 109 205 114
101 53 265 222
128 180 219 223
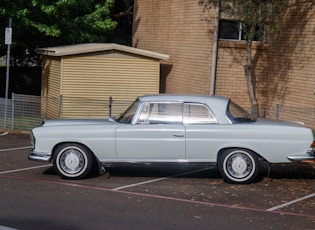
210 1 220 95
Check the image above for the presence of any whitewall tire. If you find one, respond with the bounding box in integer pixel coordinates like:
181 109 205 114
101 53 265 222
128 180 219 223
218 149 260 184
53 143 93 179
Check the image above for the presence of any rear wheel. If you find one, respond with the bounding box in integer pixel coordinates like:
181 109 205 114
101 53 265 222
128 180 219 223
218 149 259 184
53 143 93 179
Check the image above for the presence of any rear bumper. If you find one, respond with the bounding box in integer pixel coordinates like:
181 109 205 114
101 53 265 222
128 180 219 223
288 149 315 161
28 150 52 162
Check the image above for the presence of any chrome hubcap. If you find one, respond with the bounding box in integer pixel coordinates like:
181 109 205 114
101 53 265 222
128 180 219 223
60 149 85 174
227 153 252 178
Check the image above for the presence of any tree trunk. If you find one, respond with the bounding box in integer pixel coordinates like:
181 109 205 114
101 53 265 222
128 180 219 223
244 35 260 118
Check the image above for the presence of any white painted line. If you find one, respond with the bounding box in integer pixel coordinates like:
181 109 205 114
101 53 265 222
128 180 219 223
112 167 210 191
0 225 17 230
0 146 32 152
112 177 168 191
0 164 52 175
0 132 8 136
267 193 315 211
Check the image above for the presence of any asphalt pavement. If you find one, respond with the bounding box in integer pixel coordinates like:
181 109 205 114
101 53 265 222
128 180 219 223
0 132 314 230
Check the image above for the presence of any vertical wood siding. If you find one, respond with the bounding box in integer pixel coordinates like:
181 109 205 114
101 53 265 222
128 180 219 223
60 55 159 118
41 57 61 119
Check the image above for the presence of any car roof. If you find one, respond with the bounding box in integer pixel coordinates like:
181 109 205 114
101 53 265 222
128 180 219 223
138 94 228 104
137 94 231 124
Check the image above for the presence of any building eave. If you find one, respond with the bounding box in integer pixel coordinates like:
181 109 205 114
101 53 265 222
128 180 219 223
35 43 169 60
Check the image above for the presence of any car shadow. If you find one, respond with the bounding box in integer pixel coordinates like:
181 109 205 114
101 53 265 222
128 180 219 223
42 166 104 180
106 165 221 179
42 164 222 180
106 162 315 181
43 167 56 175
260 161 315 180
42 161 315 181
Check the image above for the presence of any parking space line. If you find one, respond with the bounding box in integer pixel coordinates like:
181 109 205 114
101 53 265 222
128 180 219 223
267 193 315 211
0 164 52 175
112 167 211 191
112 177 168 191
0 146 32 152
0 132 8 136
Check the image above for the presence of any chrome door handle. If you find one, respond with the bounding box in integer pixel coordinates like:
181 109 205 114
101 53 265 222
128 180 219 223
173 134 184 137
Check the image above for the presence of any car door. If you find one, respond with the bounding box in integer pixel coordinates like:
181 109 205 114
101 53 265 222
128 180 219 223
116 102 186 161
183 103 219 162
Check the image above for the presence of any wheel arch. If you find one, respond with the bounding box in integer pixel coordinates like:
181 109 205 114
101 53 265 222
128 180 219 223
52 141 103 171
217 147 265 164
217 147 263 184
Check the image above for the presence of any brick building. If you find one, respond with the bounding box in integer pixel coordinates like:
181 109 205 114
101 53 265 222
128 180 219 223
132 0 315 127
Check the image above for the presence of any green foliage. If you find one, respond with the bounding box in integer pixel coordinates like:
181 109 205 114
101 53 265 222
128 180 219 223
0 0 134 66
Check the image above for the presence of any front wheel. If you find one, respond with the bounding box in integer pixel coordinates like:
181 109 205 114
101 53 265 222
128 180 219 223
218 149 260 184
53 143 93 179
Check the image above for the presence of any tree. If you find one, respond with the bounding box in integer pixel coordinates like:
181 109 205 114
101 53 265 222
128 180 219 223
0 0 133 66
109 0 134 45
199 0 288 117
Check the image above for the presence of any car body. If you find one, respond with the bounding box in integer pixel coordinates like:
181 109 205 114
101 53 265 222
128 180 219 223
29 94 315 183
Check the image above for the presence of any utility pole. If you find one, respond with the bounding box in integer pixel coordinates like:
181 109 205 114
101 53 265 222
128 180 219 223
4 18 12 128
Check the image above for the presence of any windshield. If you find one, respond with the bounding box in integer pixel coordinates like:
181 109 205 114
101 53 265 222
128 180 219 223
227 100 256 123
116 99 140 124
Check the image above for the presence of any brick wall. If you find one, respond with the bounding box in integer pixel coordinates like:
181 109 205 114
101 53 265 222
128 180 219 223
133 0 214 94
133 0 315 126
262 1 315 109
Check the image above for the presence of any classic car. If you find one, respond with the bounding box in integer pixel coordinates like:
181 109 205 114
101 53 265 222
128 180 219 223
28 95 315 184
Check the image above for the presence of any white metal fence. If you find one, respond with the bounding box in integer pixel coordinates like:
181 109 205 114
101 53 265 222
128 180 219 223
0 94 133 131
1 94 315 131
1 94 43 130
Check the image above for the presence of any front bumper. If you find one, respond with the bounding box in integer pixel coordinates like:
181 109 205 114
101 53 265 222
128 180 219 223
28 150 52 162
287 149 315 161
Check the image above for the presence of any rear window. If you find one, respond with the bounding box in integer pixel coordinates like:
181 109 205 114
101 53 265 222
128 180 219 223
227 101 256 123
183 103 217 124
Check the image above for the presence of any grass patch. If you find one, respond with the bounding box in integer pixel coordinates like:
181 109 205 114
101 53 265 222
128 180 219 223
1 115 42 131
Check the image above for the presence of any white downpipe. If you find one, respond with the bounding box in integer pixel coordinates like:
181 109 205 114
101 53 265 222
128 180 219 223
210 1 220 95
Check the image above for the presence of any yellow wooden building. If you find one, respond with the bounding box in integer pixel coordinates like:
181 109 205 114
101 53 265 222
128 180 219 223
36 43 169 119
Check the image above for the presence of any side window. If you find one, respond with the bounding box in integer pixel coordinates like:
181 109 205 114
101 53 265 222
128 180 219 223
137 102 149 124
137 102 183 124
183 103 217 124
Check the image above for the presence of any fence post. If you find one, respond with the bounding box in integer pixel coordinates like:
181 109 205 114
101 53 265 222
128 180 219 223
11 93 14 130
58 95 63 119
109 96 113 117
276 104 279 120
